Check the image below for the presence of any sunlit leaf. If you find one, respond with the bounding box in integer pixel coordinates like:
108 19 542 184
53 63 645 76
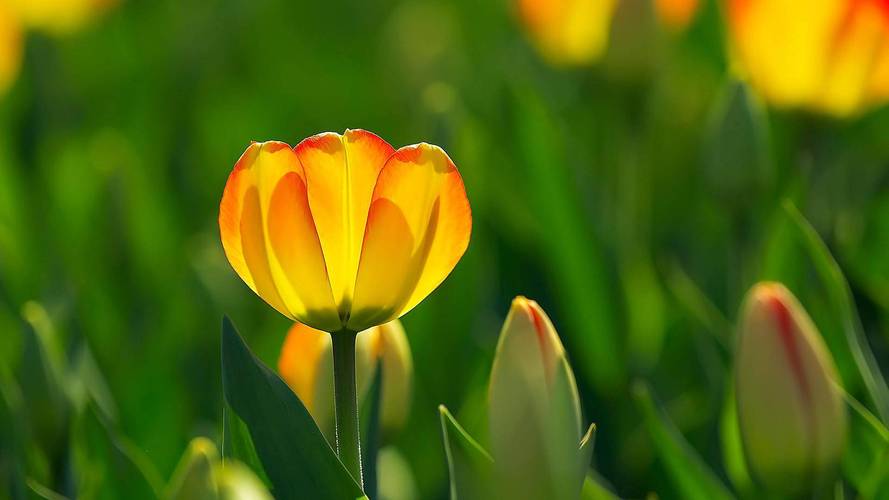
580 473 621 500
439 405 493 500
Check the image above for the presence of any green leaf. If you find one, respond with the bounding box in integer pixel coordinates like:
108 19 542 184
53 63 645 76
71 403 163 500
701 81 771 201
632 382 735 500
663 259 733 354
783 201 889 424
69 343 118 422
439 405 494 500
26 478 68 500
0 377 27 500
18 308 70 457
718 380 753 498
221 405 268 487
580 473 621 500
842 391 889 498
359 362 382 500
220 317 365 500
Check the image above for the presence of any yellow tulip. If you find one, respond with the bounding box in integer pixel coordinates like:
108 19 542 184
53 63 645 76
517 0 618 66
0 3 22 96
3 0 115 35
735 282 847 495
728 0 889 115
219 130 472 334
278 319 413 440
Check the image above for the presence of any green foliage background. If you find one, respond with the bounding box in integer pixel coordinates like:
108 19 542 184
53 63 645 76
2 0 889 498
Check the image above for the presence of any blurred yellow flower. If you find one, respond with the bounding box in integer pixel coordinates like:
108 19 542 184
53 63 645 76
219 130 471 333
728 0 889 115
0 2 22 96
735 282 847 495
278 319 413 440
517 0 618 65
4 0 116 35
654 0 700 31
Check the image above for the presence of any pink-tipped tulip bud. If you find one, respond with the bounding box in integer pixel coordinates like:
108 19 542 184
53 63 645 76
488 297 587 500
735 282 847 495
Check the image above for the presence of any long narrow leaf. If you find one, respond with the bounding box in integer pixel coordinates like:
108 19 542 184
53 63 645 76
439 405 493 500
784 201 889 423
633 382 735 500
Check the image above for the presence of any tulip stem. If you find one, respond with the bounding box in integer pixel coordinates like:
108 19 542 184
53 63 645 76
331 329 363 488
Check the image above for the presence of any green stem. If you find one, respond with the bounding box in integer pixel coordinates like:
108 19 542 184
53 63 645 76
331 329 363 488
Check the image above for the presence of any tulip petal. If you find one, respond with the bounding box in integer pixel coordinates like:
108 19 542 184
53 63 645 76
278 323 334 436
219 142 339 330
347 144 471 330
295 130 395 321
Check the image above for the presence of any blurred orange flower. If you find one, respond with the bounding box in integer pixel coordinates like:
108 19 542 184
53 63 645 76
219 130 471 333
654 0 700 31
0 3 22 95
278 320 413 440
517 0 618 65
728 0 889 115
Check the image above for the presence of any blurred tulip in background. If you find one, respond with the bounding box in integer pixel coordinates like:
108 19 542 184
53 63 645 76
516 0 618 65
728 0 889 115
278 319 413 441
735 282 847 495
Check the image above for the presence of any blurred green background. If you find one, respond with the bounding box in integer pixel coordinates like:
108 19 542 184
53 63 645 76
2 0 889 498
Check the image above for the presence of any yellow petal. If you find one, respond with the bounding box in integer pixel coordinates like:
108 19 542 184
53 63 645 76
295 130 395 320
219 142 339 330
348 144 471 331
817 1 889 114
278 323 335 436
356 320 413 435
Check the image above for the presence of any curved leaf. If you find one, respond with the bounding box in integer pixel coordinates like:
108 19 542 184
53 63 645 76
220 317 365 500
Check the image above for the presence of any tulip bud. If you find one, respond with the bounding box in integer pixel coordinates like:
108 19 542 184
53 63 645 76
735 282 847 495
278 320 413 441
488 297 587 500
167 437 272 500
